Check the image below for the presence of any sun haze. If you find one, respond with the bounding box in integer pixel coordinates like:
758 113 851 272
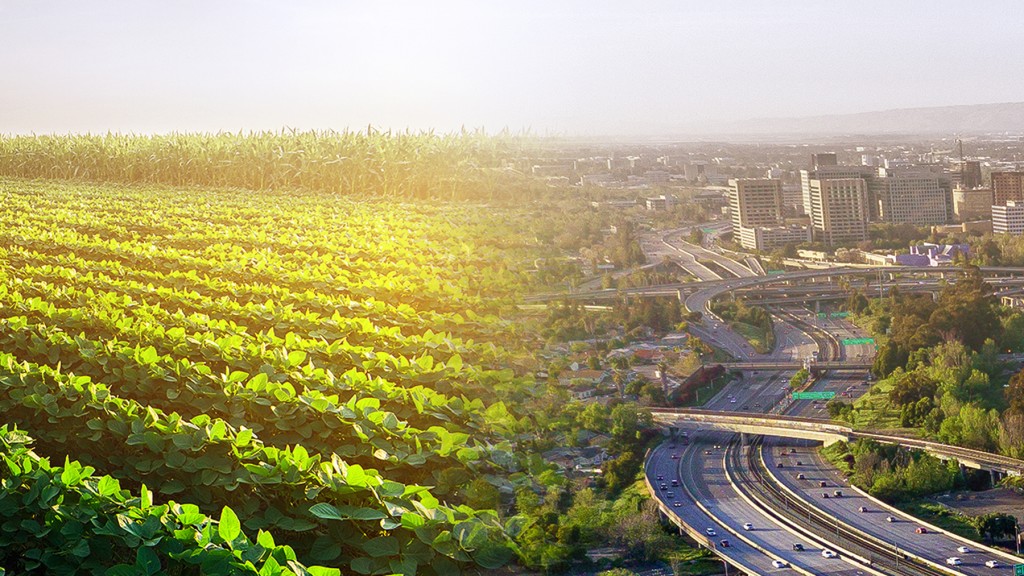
3 0 1023 136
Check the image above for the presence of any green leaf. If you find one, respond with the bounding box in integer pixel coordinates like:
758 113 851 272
309 503 346 521
307 568 341 576
473 543 513 569
135 547 161 576
287 350 307 367
308 535 342 563
104 565 139 576
218 506 241 543
362 536 398 557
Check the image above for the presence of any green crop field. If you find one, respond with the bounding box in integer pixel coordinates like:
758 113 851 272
0 177 541 575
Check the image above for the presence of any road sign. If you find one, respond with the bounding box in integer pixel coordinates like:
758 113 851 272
767 270 785 275
830 312 849 318
1013 564 1024 576
792 391 836 400
842 337 875 346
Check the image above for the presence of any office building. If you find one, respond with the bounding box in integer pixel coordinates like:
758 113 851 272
992 201 1024 235
992 172 1024 205
807 178 869 245
953 187 993 221
876 172 952 225
729 178 798 250
729 178 783 229
801 166 876 224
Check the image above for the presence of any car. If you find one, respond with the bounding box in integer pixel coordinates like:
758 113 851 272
796 460 803 465
833 490 843 497
858 506 868 512
886 516 895 522
659 484 667 491
771 560 788 568
669 444 677 449
672 501 682 508
752 371 759 375
754 403 762 408
705 528 717 536
671 453 679 459
796 473 806 479
791 543 804 551
776 462 784 468
719 539 730 548
789 448 797 453
656 475 664 481
743 523 753 531
671 479 679 486
742 405 749 410
714 445 722 449
666 492 674 499
916 527 928 534
730 398 737 403
985 560 1000 568
946 557 962 566
704 450 713 455
822 493 830 499
956 546 971 554
819 481 828 487
821 549 836 558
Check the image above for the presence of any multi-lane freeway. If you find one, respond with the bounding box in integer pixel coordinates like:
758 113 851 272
634 239 1024 574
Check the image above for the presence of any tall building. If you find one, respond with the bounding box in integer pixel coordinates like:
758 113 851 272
876 171 952 225
992 172 1024 205
801 166 876 224
729 178 789 250
807 178 869 245
729 178 783 229
961 160 983 189
992 201 1024 235
953 187 993 221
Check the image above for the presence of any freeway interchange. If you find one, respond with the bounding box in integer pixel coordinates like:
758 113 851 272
626 234 1024 575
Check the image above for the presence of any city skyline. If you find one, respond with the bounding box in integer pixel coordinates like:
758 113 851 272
3 1 1024 136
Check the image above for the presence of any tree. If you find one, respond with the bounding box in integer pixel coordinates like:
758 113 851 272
973 512 1019 543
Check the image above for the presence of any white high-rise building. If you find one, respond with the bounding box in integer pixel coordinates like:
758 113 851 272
877 172 952 225
808 178 869 245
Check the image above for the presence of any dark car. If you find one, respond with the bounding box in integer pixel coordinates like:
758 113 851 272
796 460 802 465
796 473 806 480
822 493 830 499
833 490 843 497
819 480 827 487
670 453 679 459
719 539 730 548
792 543 804 551
776 462 784 468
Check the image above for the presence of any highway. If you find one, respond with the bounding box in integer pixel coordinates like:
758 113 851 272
762 443 1016 574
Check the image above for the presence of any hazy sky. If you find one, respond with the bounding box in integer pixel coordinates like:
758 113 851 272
3 1 1023 136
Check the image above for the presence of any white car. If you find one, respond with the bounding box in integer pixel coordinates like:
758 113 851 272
705 527 717 536
742 522 753 531
821 549 836 558
985 560 1000 568
946 557 962 566
771 560 788 568
956 546 971 554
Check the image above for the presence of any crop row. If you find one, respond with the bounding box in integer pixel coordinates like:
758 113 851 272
0 353 512 574
0 424 343 576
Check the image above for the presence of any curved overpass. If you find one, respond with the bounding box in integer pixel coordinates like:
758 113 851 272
651 408 1024 477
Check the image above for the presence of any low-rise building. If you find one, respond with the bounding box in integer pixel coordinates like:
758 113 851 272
993 201 1024 235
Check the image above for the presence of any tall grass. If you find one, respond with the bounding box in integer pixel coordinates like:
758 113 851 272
0 129 537 200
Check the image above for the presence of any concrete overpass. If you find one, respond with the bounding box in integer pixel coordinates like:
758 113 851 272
719 361 874 371
526 265 1024 304
651 408 1024 478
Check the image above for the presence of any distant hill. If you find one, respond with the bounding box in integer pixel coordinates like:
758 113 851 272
725 102 1024 136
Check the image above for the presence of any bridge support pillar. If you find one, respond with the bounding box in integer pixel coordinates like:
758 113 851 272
740 432 748 446
814 300 821 313
677 289 685 303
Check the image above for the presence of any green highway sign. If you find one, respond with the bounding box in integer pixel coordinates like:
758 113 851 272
1013 564 1024 576
767 270 785 275
842 337 875 346
830 312 849 318
792 391 836 400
